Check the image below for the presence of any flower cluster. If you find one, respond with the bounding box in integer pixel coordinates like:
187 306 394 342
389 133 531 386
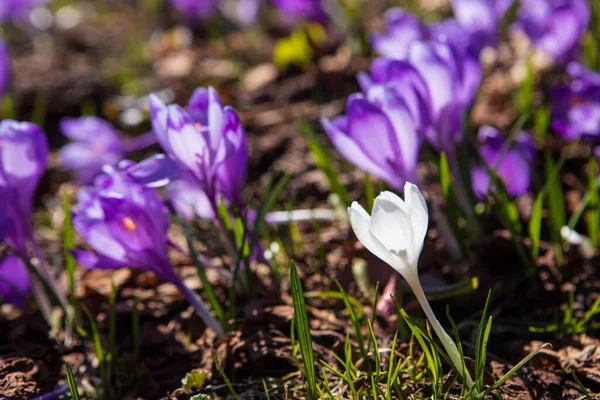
149 87 248 220
322 1 493 191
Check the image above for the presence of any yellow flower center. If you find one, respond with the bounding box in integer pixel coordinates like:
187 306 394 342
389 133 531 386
123 217 137 231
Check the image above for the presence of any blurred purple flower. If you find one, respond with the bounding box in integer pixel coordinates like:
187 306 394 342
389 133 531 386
551 63 600 141
450 0 513 52
321 85 423 190
0 120 48 255
0 0 49 22
514 0 590 64
272 0 328 24
169 0 218 19
0 41 11 98
0 255 30 307
371 8 428 59
365 41 481 151
59 117 156 183
149 87 248 220
72 165 224 335
60 117 125 184
471 126 534 198
0 185 11 241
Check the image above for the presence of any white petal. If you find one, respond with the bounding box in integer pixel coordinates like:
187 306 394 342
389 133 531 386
377 191 409 214
348 202 393 266
404 182 428 260
369 196 413 256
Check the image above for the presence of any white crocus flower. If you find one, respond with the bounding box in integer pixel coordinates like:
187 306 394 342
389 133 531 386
348 182 475 392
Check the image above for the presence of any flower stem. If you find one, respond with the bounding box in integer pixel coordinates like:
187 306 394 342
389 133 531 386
171 273 225 338
408 277 476 394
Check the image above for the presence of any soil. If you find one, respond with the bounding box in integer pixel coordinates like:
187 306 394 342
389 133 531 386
0 1 599 399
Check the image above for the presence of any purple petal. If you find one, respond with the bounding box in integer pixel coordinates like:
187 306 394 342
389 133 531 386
0 255 30 308
122 154 181 188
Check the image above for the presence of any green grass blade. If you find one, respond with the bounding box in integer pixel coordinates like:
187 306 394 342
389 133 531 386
587 157 599 248
335 280 366 358
180 223 225 326
212 351 240 400
480 343 551 397
298 119 350 205
63 192 77 306
529 192 544 261
65 362 80 400
290 261 317 400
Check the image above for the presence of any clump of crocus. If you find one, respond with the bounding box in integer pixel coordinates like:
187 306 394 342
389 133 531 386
471 126 534 199
348 183 475 391
149 87 248 221
321 84 424 190
59 116 156 183
0 40 10 98
513 0 590 64
72 164 224 336
0 0 49 22
551 63 600 140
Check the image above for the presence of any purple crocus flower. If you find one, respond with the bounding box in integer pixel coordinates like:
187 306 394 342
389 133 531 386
60 117 125 184
0 0 49 22
0 41 11 98
272 0 328 24
321 85 423 190
514 0 590 64
0 120 49 255
471 126 534 198
0 255 30 307
450 0 513 52
72 165 224 336
59 117 156 183
551 63 600 141
149 87 248 220
371 8 428 59
169 0 218 19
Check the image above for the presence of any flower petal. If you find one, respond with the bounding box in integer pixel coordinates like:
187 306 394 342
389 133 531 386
404 182 429 259
369 195 414 257
348 202 393 266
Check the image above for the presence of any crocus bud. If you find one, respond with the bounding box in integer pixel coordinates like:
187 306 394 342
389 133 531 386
348 183 475 391
0 120 49 254
321 86 423 191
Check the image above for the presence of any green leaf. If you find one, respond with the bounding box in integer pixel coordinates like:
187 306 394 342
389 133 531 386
529 192 544 261
212 352 240 400
587 157 599 248
335 280 366 358
299 120 350 205
62 192 77 305
290 261 317 400
544 152 566 263
479 343 551 397
181 369 209 390
65 362 80 400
